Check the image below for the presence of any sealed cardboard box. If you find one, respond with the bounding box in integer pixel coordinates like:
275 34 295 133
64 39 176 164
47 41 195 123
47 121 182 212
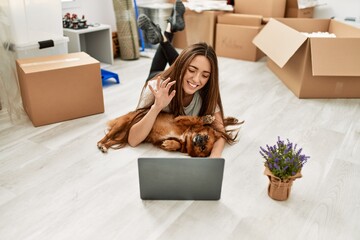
286 0 318 8
16 52 105 126
286 7 314 18
173 10 225 49
215 14 265 61
285 0 315 18
234 0 286 18
253 18 360 98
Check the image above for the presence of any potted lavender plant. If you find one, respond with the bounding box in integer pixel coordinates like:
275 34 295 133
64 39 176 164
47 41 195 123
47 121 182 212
260 136 310 201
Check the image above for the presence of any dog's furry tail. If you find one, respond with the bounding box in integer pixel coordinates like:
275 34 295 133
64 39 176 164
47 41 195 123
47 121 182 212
220 116 244 145
223 116 244 127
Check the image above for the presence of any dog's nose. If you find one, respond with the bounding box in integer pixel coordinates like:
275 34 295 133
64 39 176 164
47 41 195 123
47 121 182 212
193 134 208 145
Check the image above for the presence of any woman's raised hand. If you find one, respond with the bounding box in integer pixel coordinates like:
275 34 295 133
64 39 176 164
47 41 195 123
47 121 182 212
148 76 176 111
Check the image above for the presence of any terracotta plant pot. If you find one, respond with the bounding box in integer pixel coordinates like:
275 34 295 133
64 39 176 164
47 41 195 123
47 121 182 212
264 167 302 201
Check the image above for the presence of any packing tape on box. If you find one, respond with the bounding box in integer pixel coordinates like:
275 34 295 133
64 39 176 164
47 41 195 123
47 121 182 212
21 58 80 67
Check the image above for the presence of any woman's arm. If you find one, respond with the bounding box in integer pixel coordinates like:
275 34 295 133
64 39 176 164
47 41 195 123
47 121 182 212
128 77 176 147
209 111 226 158
128 104 162 147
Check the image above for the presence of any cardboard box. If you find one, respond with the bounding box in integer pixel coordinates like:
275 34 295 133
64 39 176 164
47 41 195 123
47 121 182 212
253 18 360 98
172 29 187 49
286 7 314 18
215 14 265 61
173 10 225 49
286 0 314 18
234 0 286 18
286 0 318 8
16 52 105 126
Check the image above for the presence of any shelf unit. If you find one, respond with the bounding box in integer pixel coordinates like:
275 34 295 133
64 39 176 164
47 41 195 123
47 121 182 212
63 24 114 64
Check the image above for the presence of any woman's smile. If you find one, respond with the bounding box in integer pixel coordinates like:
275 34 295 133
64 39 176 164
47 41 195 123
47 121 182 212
187 81 199 89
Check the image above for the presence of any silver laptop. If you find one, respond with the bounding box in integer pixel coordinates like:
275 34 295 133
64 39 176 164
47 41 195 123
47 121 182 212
138 157 225 200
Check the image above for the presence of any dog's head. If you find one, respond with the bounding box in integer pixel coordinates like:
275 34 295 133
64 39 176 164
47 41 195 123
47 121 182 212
186 126 221 157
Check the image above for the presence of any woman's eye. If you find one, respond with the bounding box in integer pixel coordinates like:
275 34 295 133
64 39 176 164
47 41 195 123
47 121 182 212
202 75 209 79
188 68 195 73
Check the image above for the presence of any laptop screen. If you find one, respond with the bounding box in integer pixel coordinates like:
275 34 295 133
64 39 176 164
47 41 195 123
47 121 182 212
138 157 225 200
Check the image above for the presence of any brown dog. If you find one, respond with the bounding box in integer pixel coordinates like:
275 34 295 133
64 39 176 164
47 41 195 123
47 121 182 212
97 110 242 157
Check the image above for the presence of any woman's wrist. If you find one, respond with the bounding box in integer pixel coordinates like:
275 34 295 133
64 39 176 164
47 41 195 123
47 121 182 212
150 104 163 114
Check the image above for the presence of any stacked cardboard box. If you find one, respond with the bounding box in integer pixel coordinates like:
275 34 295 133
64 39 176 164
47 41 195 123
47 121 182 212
253 18 360 98
234 0 287 18
173 10 225 49
215 14 265 61
16 52 105 126
285 0 315 18
173 0 287 58
213 0 286 61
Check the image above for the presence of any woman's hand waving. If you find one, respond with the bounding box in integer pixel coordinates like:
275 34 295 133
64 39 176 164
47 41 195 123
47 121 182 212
148 76 176 111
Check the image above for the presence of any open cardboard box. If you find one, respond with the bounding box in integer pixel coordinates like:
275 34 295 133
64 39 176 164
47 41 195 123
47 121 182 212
253 18 360 98
16 52 105 126
215 14 265 61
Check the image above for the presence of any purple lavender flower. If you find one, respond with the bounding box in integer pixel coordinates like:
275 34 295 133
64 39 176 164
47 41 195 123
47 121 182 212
260 137 310 180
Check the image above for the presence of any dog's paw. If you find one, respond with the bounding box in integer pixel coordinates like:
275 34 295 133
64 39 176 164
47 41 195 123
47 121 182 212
202 115 215 124
161 140 181 151
100 145 108 153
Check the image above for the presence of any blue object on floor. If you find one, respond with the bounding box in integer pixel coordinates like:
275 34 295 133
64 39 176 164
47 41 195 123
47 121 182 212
133 0 145 52
101 69 120 85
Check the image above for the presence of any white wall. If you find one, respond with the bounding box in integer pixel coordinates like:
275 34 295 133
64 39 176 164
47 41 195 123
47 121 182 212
63 0 360 33
62 0 117 31
61 0 166 32
314 0 360 19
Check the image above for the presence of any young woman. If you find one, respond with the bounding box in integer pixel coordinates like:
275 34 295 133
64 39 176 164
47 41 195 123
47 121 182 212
128 1 233 157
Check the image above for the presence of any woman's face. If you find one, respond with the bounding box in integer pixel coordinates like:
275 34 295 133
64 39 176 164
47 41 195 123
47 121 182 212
182 55 211 96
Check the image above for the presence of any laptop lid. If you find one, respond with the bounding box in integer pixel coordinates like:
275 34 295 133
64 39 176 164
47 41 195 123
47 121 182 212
138 157 225 200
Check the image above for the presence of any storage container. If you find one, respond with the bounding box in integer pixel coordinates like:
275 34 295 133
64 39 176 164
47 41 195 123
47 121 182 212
8 0 63 45
6 0 67 59
14 37 69 60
